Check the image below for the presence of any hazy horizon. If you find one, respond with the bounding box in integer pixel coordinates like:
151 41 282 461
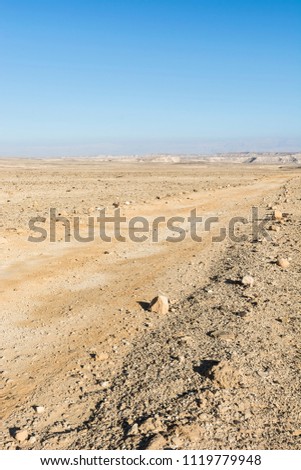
0 137 300 158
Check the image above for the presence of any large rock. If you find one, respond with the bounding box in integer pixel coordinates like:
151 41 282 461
149 295 169 315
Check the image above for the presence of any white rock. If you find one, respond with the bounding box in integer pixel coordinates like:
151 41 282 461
35 406 45 414
241 275 254 287
100 381 110 389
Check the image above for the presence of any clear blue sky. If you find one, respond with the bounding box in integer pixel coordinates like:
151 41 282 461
0 0 300 156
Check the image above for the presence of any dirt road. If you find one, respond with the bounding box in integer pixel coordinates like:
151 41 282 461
0 160 300 449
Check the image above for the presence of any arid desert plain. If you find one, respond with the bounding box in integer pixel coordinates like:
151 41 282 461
0 155 301 450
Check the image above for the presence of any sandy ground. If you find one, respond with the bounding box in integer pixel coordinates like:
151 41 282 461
0 159 300 449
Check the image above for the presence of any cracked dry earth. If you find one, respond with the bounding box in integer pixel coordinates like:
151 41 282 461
0 160 301 450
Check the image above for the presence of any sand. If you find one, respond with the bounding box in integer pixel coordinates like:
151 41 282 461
0 158 300 449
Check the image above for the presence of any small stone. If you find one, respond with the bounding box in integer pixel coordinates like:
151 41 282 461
210 360 242 389
149 295 169 315
14 430 28 443
241 275 254 287
171 436 183 446
139 417 163 434
173 424 203 443
212 331 235 342
127 423 139 436
100 381 110 389
273 210 282 220
268 224 280 232
35 406 45 414
276 258 290 269
95 352 109 361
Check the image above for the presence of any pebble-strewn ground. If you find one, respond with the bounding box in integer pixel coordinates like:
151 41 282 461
0 159 300 449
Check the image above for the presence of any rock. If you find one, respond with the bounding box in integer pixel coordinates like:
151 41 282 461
35 406 45 414
171 436 183 447
276 258 290 269
241 275 254 287
173 424 203 444
14 430 28 443
177 355 185 363
210 360 241 389
212 331 235 342
273 210 282 220
139 417 163 434
100 381 110 389
127 423 139 436
145 433 167 449
149 295 169 315
268 224 280 232
95 352 109 361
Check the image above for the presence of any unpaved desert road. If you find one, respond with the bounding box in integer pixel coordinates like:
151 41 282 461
0 161 299 449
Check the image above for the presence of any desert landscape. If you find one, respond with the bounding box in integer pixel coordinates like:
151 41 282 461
0 155 300 450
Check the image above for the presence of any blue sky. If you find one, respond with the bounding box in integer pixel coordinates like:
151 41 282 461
0 0 300 156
